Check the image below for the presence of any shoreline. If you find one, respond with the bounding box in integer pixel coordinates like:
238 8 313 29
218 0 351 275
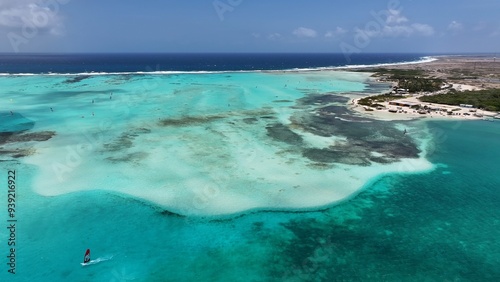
3 54 498 217
0 54 465 76
347 55 500 121
16 68 435 217
349 96 498 121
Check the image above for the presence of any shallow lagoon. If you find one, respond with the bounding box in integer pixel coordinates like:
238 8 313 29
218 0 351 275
2 70 431 216
1 70 499 281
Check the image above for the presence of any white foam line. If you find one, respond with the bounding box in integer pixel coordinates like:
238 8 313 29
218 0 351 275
336 56 438 70
0 56 438 76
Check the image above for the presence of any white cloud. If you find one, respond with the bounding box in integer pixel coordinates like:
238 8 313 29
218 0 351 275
358 9 434 38
267 33 282 40
0 0 65 35
292 27 317 38
386 9 408 24
359 23 434 38
412 23 435 36
448 21 463 31
325 27 347 38
380 25 413 37
251 32 261 38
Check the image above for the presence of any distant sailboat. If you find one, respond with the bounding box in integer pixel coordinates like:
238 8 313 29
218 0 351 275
83 249 91 264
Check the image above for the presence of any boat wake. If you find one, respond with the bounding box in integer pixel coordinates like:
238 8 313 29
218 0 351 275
81 255 113 266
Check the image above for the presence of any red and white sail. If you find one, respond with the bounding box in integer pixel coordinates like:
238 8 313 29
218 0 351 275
83 249 91 264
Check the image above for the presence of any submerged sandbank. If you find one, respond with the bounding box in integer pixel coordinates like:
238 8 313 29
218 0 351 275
5 70 436 216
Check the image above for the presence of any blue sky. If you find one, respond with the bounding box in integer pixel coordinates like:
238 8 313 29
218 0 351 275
0 0 499 53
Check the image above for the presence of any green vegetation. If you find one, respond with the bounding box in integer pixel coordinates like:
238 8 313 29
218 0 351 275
398 78 444 93
365 68 444 93
358 93 400 106
447 76 479 80
368 68 425 78
419 89 500 112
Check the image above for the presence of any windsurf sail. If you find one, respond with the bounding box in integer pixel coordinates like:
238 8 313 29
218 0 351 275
83 249 91 264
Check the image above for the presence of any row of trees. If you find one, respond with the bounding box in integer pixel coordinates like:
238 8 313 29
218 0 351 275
358 69 500 112
371 68 444 93
357 94 399 106
398 78 444 93
419 89 500 112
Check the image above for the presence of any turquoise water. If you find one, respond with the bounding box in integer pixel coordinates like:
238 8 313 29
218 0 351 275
4 70 431 216
1 71 499 281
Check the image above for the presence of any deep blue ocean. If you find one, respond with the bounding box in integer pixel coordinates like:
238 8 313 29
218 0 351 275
1 53 499 281
0 53 429 73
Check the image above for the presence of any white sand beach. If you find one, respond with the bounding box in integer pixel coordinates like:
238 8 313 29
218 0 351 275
347 55 500 121
350 93 498 121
